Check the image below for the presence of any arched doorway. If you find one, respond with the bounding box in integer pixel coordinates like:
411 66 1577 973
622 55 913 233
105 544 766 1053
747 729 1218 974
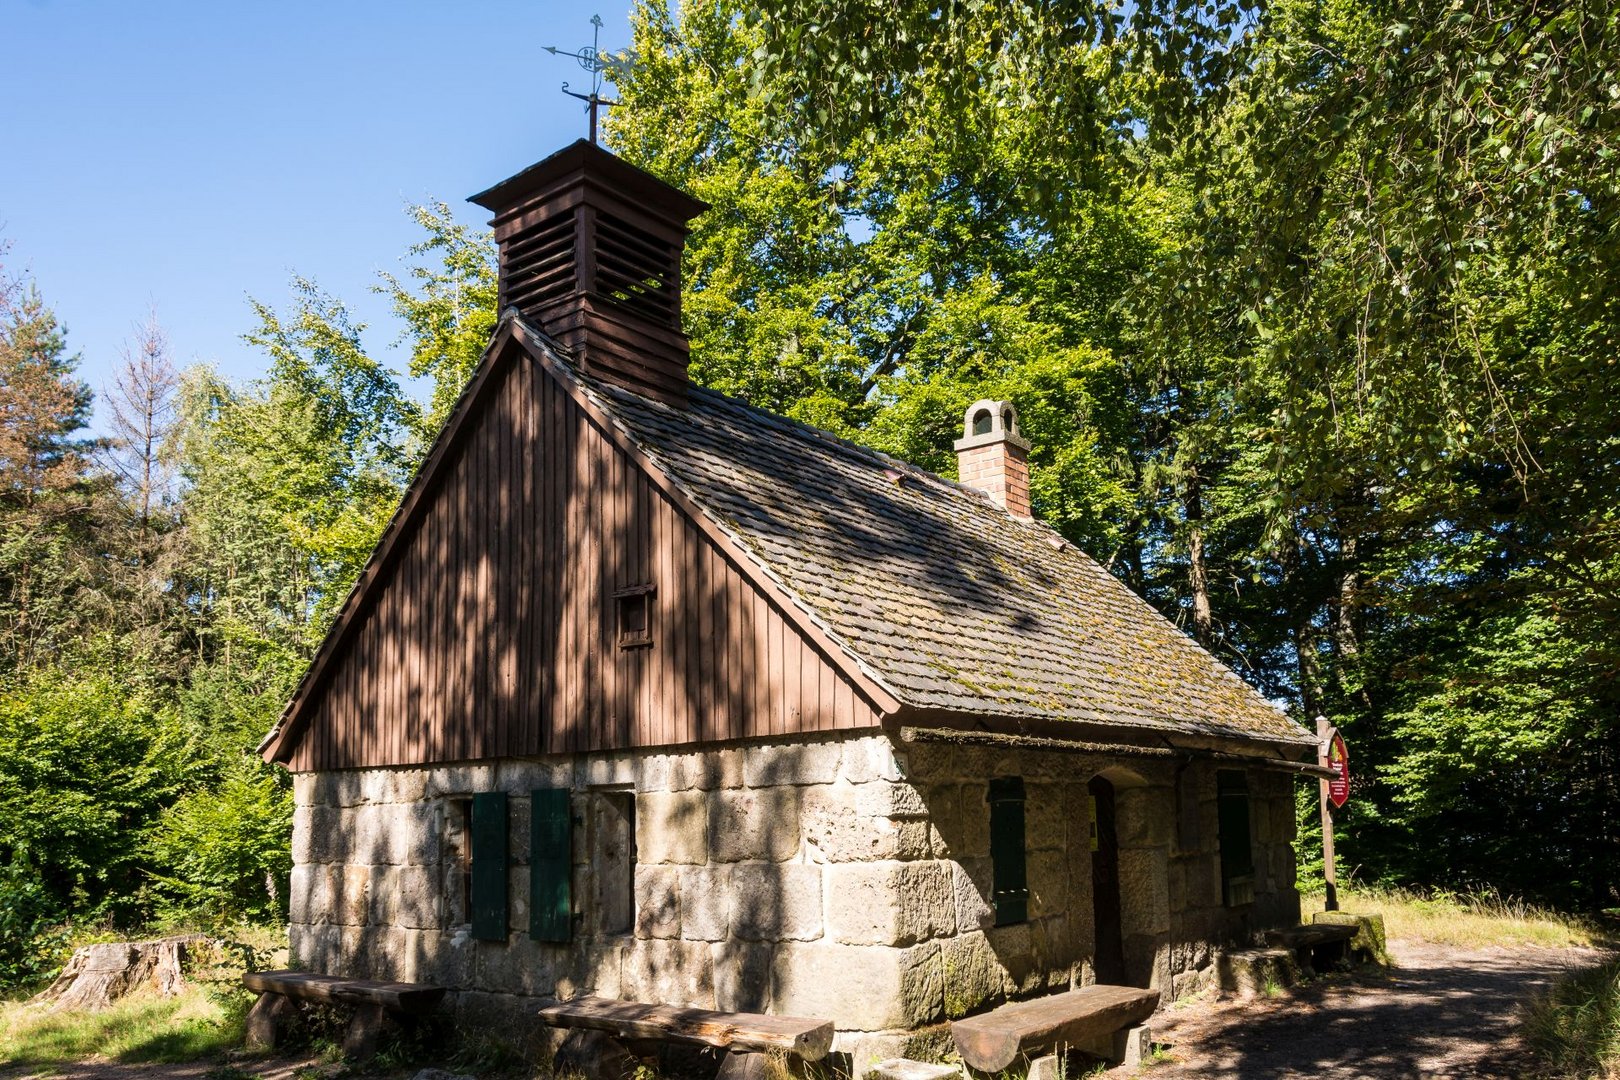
1089 774 1127 985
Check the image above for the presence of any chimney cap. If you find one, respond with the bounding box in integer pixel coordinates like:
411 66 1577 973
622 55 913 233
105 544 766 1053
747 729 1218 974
954 399 1031 453
468 139 709 222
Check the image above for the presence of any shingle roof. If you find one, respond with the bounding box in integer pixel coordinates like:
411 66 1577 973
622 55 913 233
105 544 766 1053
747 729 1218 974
517 322 1310 747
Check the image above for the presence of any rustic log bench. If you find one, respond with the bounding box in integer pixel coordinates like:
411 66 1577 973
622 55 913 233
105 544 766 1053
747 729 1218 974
538 996 835 1080
1262 922 1359 976
242 970 446 1059
951 985 1159 1072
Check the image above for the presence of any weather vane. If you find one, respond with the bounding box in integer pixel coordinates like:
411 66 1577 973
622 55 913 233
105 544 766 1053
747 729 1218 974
545 14 634 145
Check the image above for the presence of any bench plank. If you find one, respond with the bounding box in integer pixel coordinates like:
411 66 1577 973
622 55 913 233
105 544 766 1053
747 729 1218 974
538 996 835 1060
243 971 446 1016
952 986 1159 1071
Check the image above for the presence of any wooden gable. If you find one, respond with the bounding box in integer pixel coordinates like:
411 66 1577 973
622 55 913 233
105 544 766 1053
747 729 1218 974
271 333 885 771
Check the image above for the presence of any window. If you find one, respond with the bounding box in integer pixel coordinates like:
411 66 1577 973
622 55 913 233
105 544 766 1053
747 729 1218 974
591 791 637 935
448 798 474 926
1217 770 1254 907
614 584 655 649
988 777 1028 926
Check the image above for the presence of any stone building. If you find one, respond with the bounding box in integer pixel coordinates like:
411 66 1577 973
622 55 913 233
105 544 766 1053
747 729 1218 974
260 141 1318 1066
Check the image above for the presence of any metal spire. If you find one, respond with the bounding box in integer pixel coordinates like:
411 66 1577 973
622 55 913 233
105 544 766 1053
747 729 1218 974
544 14 634 144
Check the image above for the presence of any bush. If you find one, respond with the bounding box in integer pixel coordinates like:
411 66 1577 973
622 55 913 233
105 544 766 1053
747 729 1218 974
0 670 182 929
145 758 293 925
0 855 69 987
1525 956 1620 1079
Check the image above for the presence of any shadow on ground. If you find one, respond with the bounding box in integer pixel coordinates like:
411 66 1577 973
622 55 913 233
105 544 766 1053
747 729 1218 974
1141 942 1608 1080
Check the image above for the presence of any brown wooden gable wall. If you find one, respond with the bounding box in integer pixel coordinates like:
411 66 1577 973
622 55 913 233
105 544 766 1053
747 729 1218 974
287 349 881 771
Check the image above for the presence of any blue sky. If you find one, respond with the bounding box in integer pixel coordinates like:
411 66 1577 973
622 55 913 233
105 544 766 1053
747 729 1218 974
1 0 635 429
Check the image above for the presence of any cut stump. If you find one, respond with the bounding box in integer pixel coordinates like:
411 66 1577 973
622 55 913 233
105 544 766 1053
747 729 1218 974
31 936 208 1012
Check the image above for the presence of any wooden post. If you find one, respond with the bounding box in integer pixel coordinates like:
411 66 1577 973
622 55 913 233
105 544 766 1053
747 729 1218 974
1317 715 1338 912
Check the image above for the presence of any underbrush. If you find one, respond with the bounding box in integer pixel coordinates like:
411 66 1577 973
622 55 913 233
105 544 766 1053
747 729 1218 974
1524 955 1620 1079
1304 884 1603 949
0 983 248 1064
0 921 284 1066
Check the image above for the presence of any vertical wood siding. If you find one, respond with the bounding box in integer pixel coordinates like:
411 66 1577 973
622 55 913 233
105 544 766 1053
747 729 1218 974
288 352 881 771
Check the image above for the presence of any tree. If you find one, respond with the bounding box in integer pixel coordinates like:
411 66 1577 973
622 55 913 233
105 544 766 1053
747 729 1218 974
103 311 179 531
620 0 1620 906
379 202 499 442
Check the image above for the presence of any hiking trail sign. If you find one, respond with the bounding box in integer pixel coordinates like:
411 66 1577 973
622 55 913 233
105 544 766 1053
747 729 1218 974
1326 730 1351 808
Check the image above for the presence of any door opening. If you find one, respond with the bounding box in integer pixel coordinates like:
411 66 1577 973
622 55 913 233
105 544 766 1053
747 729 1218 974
1089 774 1126 985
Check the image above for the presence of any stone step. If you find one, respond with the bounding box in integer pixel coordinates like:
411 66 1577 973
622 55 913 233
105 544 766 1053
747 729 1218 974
1217 947 1300 998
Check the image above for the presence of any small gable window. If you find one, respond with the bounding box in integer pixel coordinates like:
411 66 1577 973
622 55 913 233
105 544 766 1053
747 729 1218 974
988 776 1028 926
614 584 655 649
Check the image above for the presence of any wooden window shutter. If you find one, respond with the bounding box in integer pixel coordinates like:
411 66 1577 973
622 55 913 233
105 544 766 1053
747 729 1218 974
1217 770 1254 906
470 791 509 941
988 776 1028 926
530 788 573 942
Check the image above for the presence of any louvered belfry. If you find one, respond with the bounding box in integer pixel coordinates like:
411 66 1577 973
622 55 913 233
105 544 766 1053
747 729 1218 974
470 140 708 404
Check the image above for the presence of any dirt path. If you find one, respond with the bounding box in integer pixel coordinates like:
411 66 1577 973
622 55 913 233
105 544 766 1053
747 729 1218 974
1135 940 1607 1079
0 1053 322 1080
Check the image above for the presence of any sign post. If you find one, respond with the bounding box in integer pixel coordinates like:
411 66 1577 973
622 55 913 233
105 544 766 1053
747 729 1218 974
1317 716 1350 911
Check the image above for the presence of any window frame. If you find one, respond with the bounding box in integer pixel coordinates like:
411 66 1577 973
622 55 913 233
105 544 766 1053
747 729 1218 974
613 584 656 649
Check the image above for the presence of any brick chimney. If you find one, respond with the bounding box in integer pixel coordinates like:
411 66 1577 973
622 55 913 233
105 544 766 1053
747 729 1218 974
955 400 1032 518
469 140 708 405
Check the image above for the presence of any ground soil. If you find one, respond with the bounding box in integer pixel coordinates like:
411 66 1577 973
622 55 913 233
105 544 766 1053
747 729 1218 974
1127 940 1609 1080
0 1055 324 1080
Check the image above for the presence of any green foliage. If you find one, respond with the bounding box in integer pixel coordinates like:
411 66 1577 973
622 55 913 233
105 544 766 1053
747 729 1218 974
146 758 293 924
0 982 249 1065
1525 956 1620 1080
379 201 499 439
0 669 182 925
0 856 69 986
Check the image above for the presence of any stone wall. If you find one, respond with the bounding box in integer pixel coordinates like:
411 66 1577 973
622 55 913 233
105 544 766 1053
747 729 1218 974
288 733 1298 1066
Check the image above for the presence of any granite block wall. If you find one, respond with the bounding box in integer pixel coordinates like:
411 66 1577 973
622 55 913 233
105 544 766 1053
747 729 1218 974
287 733 1299 1067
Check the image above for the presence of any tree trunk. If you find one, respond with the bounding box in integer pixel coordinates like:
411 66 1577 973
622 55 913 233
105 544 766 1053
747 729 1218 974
31 936 206 1011
1279 526 1327 718
1184 465 1214 648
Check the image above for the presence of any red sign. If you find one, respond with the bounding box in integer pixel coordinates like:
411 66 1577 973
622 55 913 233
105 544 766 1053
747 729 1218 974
1327 731 1351 808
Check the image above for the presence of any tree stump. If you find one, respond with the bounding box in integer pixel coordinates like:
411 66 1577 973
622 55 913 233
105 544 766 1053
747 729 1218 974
30 936 208 1012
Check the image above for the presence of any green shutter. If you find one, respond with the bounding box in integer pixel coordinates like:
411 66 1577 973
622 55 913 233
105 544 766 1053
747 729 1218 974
988 776 1028 926
1216 770 1253 903
470 791 509 941
530 788 573 942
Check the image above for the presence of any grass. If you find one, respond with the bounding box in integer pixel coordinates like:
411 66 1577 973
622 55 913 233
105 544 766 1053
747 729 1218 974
0 983 248 1065
1303 884 1604 950
1524 955 1620 1080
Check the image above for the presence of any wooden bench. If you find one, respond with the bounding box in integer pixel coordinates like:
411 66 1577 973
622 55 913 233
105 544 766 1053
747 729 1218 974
1262 922 1359 976
951 985 1159 1072
242 970 446 1059
538 996 834 1080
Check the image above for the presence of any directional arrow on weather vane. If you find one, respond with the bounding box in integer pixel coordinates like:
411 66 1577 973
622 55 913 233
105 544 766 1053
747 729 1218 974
544 14 636 144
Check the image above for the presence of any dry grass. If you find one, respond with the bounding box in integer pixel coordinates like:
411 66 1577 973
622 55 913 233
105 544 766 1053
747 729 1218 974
1525 955 1620 1079
1303 884 1602 949
0 983 247 1065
